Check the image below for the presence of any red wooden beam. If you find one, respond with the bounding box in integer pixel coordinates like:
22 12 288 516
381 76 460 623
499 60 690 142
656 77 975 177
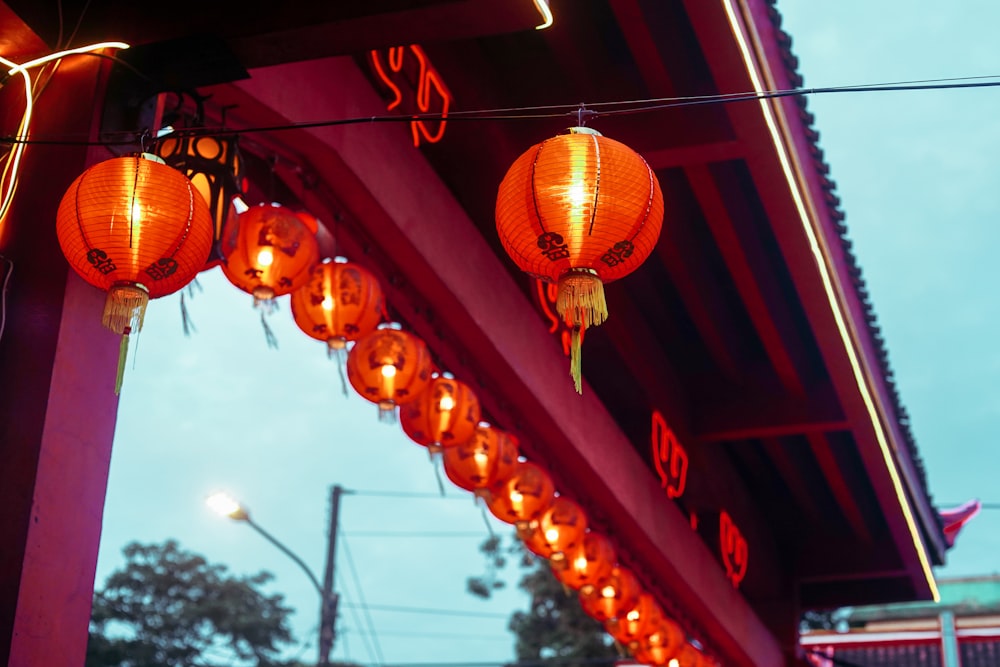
692 386 848 444
807 432 875 545
218 54 783 667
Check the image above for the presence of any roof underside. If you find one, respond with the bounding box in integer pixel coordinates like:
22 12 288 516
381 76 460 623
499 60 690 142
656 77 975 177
2 0 948 663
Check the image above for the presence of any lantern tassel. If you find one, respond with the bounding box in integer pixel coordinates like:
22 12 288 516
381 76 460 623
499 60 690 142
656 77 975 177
260 311 279 349
114 328 131 395
102 283 149 335
328 345 350 397
570 325 583 394
556 269 607 329
431 452 447 497
377 400 397 424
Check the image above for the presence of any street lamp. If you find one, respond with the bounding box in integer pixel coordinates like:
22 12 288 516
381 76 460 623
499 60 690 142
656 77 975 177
206 488 346 667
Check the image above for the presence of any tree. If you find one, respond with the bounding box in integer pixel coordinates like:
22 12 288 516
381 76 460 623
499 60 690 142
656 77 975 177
88 539 297 667
468 534 618 666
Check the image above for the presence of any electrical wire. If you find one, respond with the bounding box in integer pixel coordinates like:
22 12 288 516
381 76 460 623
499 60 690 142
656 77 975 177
342 629 511 641
338 603 510 619
341 533 386 665
345 530 487 538
3 73 1000 148
351 489 470 499
336 569 380 665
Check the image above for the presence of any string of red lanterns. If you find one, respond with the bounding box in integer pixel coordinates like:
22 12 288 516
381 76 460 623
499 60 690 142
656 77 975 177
53 127 713 667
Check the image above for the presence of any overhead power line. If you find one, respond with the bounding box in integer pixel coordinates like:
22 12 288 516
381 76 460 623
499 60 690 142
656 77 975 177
339 603 511 619
341 533 385 665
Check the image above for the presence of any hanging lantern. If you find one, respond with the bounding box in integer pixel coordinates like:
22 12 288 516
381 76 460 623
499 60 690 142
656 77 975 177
553 530 616 592
220 202 319 308
486 461 555 528
631 618 686 667
346 325 434 422
606 592 664 649
673 643 706 667
441 424 520 499
579 565 641 623
56 153 213 393
496 127 663 393
517 495 587 564
155 130 243 263
290 258 384 357
400 374 481 453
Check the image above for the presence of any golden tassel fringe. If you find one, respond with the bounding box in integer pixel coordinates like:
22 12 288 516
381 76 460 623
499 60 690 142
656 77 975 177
102 283 149 335
570 326 583 394
556 270 607 329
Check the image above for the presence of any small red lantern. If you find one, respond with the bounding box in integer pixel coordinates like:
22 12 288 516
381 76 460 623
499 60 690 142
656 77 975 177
400 374 481 453
517 496 587 564
632 618 685 667
55 153 213 393
606 592 664 648
579 565 641 623
290 258 384 357
486 461 556 527
553 530 616 592
496 127 663 392
220 202 319 308
346 325 433 421
441 424 520 498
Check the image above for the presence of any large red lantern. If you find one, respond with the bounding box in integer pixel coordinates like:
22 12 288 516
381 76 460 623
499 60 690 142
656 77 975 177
606 592 664 648
486 461 555 527
496 127 663 392
579 565 641 623
290 258 384 357
220 202 318 309
441 424 520 498
517 495 587 564
346 325 433 421
400 374 481 453
632 618 685 667
56 153 213 393
553 530 616 592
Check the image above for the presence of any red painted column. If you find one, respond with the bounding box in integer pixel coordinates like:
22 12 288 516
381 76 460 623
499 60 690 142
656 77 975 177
0 56 120 666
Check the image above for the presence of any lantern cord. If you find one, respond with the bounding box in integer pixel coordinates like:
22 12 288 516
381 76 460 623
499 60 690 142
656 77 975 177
260 311 279 349
479 505 496 540
329 346 350 397
429 451 447 497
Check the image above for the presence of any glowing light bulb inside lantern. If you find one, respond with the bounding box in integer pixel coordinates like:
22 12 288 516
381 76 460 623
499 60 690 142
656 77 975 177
439 395 455 411
257 248 274 267
601 584 616 598
574 555 589 572
510 489 524 514
130 201 143 224
321 295 334 311
473 448 489 473
545 527 560 543
626 609 640 622
381 363 397 398
669 660 679 667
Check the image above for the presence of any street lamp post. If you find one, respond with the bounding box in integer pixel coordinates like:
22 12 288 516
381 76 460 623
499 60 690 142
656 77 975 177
206 486 348 667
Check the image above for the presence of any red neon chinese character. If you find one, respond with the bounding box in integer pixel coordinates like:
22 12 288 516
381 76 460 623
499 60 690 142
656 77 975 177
651 410 687 500
719 511 748 588
369 45 452 147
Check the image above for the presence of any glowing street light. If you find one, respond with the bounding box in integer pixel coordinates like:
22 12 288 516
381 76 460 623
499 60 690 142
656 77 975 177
205 491 248 520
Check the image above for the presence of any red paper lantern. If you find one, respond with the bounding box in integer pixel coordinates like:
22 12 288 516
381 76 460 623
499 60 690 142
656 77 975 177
606 592 664 648
517 496 587 563
441 424 520 498
486 461 555 527
55 153 213 393
579 565 641 623
346 326 433 421
290 258 384 356
632 618 685 667
496 127 663 392
400 374 481 453
553 530 616 592
220 202 319 307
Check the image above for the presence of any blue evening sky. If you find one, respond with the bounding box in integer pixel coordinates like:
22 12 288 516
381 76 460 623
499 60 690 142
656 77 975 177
94 2 1000 665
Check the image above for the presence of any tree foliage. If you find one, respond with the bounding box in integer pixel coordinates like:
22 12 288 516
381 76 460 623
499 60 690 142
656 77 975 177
87 539 296 667
468 534 617 666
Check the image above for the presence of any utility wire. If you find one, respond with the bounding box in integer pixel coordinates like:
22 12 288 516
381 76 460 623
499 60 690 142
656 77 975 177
338 603 511 619
341 533 386 665
336 569 379 666
341 628 511 641
5 74 1000 147
350 489 470 500
345 530 486 538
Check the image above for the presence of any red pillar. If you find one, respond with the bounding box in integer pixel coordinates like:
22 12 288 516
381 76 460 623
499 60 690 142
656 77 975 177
0 56 120 666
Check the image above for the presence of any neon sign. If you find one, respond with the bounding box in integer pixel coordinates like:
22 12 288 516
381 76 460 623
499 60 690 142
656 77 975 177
651 410 688 500
370 45 452 147
719 511 748 588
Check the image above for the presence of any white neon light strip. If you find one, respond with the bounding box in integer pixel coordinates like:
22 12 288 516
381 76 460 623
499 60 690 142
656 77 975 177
802 626 1000 646
533 0 554 30
719 0 939 601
